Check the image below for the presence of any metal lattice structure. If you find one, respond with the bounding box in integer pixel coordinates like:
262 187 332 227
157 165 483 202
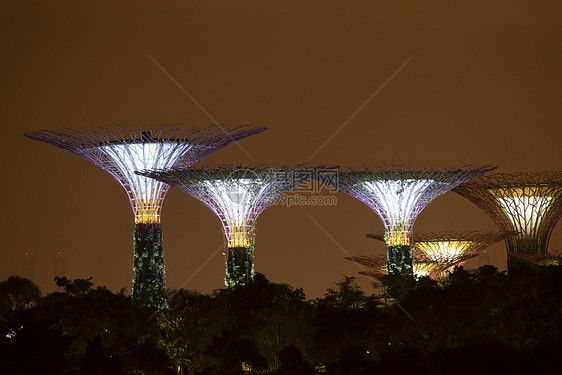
413 231 514 271
347 253 442 281
366 230 513 277
139 165 323 287
323 165 496 276
24 124 266 308
347 254 388 280
412 261 441 278
346 251 449 280
509 249 562 266
453 172 562 268
349 253 442 280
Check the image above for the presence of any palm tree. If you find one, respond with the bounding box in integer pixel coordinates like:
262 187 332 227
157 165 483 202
0 275 41 310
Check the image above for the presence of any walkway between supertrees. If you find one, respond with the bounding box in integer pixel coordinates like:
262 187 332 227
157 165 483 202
366 230 514 278
139 165 328 287
24 124 266 309
321 165 496 277
452 172 562 270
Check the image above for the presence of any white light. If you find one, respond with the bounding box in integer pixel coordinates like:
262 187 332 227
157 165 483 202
496 196 553 237
362 179 436 244
201 178 270 248
95 142 194 223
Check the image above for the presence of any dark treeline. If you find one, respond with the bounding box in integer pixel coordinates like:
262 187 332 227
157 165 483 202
1 264 561 375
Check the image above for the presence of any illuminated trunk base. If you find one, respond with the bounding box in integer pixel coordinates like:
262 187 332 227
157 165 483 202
225 246 254 287
387 245 414 277
132 223 168 309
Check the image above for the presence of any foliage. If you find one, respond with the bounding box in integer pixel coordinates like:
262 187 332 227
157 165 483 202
226 246 254 288
321 276 379 311
55 276 93 296
157 289 227 374
313 276 383 369
215 273 316 372
386 245 413 276
133 223 168 310
0 275 41 311
0 276 167 374
1 265 562 374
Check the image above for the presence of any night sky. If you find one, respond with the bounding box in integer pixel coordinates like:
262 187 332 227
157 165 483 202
2 1 562 298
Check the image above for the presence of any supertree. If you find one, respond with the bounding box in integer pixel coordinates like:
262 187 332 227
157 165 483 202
139 165 324 287
348 252 442 280
24 124 266 308
369 230 513 276
453 172 562 268
509 249 562 266
323 165 496 276
413 231 514 273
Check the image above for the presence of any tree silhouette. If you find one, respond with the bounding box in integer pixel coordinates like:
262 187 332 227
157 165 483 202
0 275 41 311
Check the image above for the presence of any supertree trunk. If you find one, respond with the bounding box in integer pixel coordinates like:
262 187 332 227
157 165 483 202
506 237 547 269
387 245 414 277
506 242 542 270
225 245 254 287
507 254 532 270
132 223 168 309
138 165 329 288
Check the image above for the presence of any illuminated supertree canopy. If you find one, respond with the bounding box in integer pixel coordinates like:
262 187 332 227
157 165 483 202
370 230 514 278
24 124 266 309
413 231 513 270
453 172 562 268
139 165 324 287
323 165 496 276
412 260 440 279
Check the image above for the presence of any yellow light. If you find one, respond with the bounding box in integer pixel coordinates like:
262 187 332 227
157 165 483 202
386 227 411 246
537 258 560 266
416 240 474 263
228 227 251 248
135 200 161 224
414 262 438 278
492 186 545 198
